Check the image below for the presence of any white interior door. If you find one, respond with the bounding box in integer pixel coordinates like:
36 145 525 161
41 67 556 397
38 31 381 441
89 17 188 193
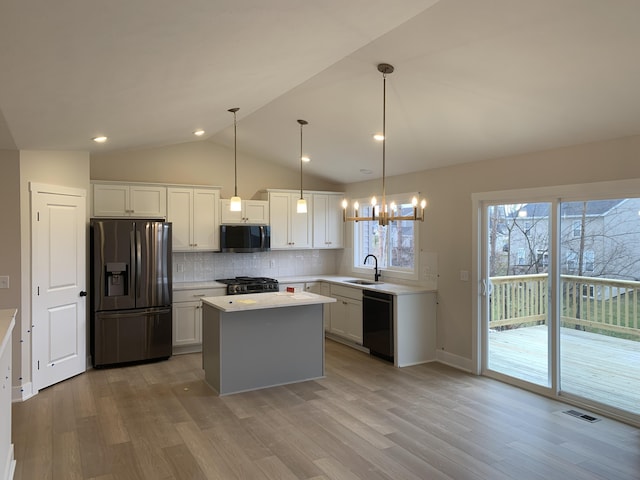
32 184 87 391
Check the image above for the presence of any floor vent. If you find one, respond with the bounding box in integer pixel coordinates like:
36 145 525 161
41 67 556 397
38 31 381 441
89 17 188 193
563 409 601 423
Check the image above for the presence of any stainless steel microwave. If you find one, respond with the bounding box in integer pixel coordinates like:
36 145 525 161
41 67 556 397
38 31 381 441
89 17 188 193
219 225 270 253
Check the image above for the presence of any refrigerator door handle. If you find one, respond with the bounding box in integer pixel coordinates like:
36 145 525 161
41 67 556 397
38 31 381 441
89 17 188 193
136 229 142 299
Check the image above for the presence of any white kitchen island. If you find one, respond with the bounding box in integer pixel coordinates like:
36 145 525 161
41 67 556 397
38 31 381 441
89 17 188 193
201 291 335 395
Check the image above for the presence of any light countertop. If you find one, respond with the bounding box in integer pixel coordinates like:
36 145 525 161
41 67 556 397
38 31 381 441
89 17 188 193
175 275 435 296
201 291 336 313
173 281 227 291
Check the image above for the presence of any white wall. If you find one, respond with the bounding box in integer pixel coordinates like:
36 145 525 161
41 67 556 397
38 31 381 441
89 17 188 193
344 134 640 364
18 150 90 394
91 140 344 197
0 150 21 389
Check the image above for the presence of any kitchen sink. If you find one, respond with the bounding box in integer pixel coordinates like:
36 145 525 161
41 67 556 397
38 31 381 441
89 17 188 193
344 279 383 285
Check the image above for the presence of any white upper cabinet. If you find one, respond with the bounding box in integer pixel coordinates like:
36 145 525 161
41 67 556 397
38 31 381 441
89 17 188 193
268 191 312 249
93 183 166 218
167 187 220 251
220 199 269 224
312 193 344 249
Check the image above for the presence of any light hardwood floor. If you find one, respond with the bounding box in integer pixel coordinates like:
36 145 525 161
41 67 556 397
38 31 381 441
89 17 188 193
12 340 640 480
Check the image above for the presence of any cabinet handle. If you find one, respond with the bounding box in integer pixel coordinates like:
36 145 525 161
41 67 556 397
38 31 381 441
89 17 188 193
193 294 206 297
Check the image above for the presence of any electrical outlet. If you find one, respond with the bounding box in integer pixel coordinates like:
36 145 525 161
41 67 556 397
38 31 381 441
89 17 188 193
176 263 185 273
0 276 9 289
270 259 276 268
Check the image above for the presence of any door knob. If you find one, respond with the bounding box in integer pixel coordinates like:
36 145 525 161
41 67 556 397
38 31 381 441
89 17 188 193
79 291 87 297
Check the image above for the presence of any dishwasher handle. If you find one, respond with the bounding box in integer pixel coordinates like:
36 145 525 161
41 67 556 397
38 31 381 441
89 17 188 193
362 289 393 302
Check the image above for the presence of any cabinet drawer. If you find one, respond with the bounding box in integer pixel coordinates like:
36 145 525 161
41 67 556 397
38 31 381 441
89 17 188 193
174 288 225 302
330 284 362 301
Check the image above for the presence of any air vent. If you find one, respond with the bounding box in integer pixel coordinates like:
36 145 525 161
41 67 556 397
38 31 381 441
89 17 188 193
563 409 600 423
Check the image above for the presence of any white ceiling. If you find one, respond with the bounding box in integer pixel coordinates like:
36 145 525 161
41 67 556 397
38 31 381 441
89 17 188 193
2 0 640 184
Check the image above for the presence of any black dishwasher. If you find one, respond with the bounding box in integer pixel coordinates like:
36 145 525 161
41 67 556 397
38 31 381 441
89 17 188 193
362 290 394 362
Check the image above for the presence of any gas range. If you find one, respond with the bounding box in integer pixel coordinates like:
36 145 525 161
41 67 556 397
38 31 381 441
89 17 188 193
215 276 279 295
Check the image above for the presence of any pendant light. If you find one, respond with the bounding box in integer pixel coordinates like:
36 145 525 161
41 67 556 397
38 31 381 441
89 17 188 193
228 107 242 212
342 63 426 226
296 119 308 214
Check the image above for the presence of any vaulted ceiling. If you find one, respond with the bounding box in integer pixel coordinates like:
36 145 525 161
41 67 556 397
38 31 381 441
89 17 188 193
2 0 640 184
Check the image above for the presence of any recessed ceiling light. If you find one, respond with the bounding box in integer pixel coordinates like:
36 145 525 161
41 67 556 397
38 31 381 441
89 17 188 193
92 136 108 143
373 133 384 141
360 168 373 175
301 156 311 163
193 129 205 136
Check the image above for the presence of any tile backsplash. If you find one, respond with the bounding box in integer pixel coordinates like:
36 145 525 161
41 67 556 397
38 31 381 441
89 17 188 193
172 249 341 282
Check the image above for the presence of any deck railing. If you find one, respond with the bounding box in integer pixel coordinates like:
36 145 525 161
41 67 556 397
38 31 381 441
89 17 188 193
489 274 640 339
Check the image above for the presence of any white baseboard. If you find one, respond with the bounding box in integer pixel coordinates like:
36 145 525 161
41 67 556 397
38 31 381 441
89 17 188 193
12 382 34 403
436 350 474 373
1 444 15 480
172 345 203 355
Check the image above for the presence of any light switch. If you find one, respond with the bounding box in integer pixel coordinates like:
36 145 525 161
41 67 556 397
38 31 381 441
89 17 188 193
460 270 469 282
0 276 9 289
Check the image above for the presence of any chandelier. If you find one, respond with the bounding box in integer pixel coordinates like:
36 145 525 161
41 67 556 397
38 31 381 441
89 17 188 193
342 63 426 226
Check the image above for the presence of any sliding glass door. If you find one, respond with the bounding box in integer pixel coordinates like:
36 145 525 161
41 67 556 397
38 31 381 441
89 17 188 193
485 202 552 388
481 192 640 421
559 199 640 416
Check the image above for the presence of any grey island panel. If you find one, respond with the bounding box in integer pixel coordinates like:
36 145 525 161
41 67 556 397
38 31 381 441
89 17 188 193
202 303 324 395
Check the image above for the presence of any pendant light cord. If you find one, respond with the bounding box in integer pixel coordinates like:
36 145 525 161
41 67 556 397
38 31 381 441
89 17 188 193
228 107 240 198
300 122 304 198
382 69 387 208
297 119 308 199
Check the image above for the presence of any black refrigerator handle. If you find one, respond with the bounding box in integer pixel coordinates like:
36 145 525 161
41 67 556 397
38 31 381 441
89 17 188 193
136 229 142 298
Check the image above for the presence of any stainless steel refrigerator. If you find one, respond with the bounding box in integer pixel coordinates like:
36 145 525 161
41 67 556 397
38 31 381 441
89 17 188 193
90 219 172 367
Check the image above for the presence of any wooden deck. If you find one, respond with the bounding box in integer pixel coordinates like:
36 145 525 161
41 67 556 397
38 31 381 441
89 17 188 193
488 325 640 415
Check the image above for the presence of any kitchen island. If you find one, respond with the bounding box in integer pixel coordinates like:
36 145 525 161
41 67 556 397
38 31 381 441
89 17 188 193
201 291 335 395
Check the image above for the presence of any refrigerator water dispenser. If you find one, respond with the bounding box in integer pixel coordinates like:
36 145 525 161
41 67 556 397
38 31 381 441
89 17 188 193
106 262 128 297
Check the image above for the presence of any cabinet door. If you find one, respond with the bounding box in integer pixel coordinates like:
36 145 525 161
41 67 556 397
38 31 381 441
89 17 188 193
320 283 332 332
173 301 201 346
326 194 344 248
244 200 269 223
167 188 193 251
193 189 219 250
329 297 348 337
93 184 129 216
129 185 166 217
312 194 329 248
345 298 363 344
220 199 243 224
269 192 291 248
289 193 312 248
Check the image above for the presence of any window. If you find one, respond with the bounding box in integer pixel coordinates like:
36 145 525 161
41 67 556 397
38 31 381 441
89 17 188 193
352 194 419 279
517 248 526 265
572 220 582 237
537 250 549 267
584 250 595 272
566 251 578 271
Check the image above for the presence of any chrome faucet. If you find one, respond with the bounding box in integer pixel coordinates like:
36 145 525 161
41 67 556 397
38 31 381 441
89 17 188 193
363 254 380 282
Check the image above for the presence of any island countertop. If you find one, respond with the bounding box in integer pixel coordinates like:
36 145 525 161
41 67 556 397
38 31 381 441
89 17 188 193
201 291 336 313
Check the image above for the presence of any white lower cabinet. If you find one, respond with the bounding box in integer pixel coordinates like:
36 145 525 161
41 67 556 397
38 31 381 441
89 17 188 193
329 284 362 344
305 282 332 331
173 288 225 353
